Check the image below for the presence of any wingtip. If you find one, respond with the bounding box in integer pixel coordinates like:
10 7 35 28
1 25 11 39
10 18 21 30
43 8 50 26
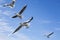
32 17 33 19
12 16 14 18
31 16 33 20
24 4 27 7
12 32 15 34
52 32 54 33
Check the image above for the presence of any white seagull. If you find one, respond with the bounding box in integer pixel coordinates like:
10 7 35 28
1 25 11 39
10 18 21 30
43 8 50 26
46 32 54 38
12 5 27 19
3 0 16 8
12 17 33 34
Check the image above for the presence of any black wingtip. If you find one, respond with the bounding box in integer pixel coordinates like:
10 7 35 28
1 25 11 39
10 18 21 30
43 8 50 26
31 17 33 19
12 15 17 18
30 16 33 20
24 4 27 9
12 31 16 34
24 4 27 7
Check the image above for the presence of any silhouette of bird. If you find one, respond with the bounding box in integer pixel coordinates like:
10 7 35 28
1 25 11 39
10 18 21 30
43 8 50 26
12 17 33 34
12 4 27 19
3 0 16 8
46 32 54 38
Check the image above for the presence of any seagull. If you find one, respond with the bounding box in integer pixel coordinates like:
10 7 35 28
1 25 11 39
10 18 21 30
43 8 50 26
12 5 27 19
46 32 54 38
3 0 16 8
12 17 33 34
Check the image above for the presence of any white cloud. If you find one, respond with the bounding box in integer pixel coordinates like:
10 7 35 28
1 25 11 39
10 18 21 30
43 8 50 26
0 32 31 40
0 18 12 32
0 17 31 40
3 11 12 16
0 5 31 40
10 33 31 40
0 10 14 17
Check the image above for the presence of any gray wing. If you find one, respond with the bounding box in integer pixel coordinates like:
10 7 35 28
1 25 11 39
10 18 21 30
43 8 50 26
19 5 27 15
12 25 22 34
10 0 15 5
27 17 33 23
3 4 9 7
47 36 50 38
12 15 17 18
47 32 54 38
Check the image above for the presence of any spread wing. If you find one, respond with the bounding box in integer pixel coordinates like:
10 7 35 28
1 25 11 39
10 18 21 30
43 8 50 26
3 4 9 7
19 5 27 15
47 35 50 38
12 15 17 18
47 32 54 38
27 17 33 23
12 25 22 34
48 32 54 36
10 0 15 5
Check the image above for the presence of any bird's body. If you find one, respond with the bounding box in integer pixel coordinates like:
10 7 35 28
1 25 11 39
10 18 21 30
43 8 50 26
47 32 54 38
12 14 21 19
12 5 27 19
12 17 33 34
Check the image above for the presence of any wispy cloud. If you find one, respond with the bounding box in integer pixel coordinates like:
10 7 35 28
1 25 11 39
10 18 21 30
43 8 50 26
3 11 13 16
0 10 31 40
0 18 31 40
0 10 15 17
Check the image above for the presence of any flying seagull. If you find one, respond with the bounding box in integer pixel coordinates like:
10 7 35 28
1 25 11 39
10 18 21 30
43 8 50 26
46 32 54 38
3 0 16 8
12 17 33 34
12 5 27 19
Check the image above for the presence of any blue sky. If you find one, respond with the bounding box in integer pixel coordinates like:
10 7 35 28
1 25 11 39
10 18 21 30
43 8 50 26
0 0 60 40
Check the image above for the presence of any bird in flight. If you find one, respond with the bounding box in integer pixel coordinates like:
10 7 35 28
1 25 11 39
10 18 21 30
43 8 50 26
12 17 33 34
46 32 54 38
12 4 27 19
3 0 16 8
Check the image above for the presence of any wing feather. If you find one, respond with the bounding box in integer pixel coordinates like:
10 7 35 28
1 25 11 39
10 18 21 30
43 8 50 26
12 15 17 18
12 25 22 34
19 5 27 15
27 17 33 23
